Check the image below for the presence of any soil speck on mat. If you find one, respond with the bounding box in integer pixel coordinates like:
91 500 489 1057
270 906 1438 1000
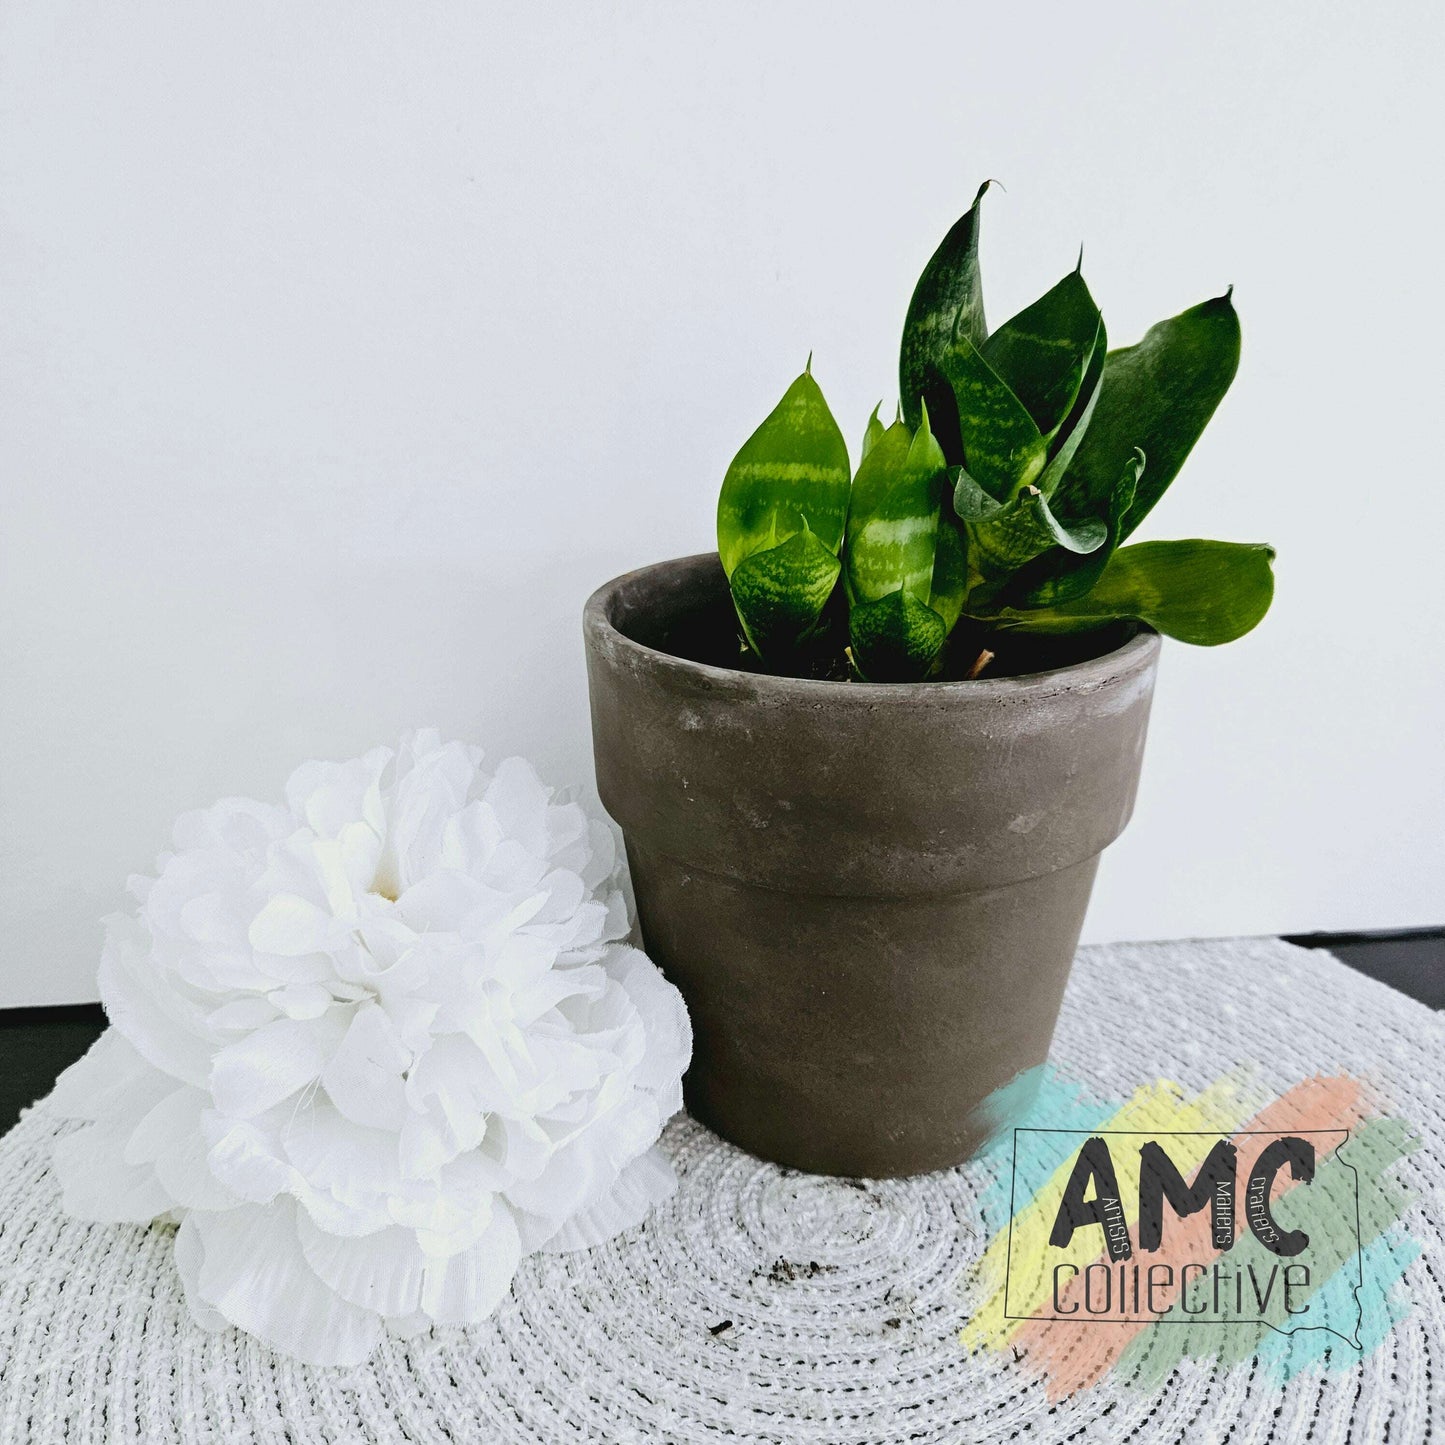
757 1257 839 1286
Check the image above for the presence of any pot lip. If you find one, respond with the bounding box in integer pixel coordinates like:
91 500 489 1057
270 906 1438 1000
585 551 1161 701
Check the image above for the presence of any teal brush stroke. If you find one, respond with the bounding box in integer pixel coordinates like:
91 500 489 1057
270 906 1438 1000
1254 1228 1420 1381
974 1063 1123 1232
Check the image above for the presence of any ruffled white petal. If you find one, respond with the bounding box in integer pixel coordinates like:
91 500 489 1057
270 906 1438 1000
419 1205 521 1324
53 1125 177 1223
49 1029 159 1122
540 1146 678 1253
295 1218 430 1318
210 1014 346 1118
204 1116 295 1205
248 893 340 957
127 1086 240 1211
296 1200 520 1327
320 1004 410 1130
51 1032 182 1221
173 1215 228 1333
284 749 389 841
609 946 693 1112
189 1201 382 1367
97 915 213 1087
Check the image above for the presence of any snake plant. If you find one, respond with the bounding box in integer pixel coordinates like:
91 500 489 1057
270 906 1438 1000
716 183 1274 681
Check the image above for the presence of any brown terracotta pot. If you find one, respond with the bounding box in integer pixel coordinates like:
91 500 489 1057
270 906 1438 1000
583 553 1160 1179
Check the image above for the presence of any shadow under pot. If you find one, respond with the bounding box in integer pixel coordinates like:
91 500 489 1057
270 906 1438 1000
583 552 1160 1179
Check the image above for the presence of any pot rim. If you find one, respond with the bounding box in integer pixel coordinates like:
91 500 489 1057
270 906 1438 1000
585 552 1161 702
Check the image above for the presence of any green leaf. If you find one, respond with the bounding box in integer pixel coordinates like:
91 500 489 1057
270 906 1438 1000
928 517 968 632
1033 312 1107 498
900 181 992 437
899 183 1054 495
952 465 1001 520
729 527 843 662
954 446 1109 601
962 487 1106 604
849 588 947 682
981 266 1102 440
716 368 851 578
937 323 1047 500
1061 291 1241 540
1009 447 1143 609
994 539 1275 645
845 408 948 607
861 403 886 461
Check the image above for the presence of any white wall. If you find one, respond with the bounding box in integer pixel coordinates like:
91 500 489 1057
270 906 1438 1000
2 2 1441 1006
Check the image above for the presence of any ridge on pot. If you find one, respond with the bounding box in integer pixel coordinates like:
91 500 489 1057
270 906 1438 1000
585 553 1160 1178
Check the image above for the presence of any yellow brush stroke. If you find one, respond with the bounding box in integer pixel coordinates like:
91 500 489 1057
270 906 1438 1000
960 1070 1266 1352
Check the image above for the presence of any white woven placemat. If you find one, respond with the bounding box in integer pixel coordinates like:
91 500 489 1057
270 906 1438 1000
1 937 1440 1443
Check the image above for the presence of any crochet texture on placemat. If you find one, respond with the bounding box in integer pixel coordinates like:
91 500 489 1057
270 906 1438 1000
0 938 1441 1442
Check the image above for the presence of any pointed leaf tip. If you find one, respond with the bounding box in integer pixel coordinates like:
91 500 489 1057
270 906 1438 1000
805 350 813 375
861 401 887 460
1075 244 1084 274
1058 290 1240 542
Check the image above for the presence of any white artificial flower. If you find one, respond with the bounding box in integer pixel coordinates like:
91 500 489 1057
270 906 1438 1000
50 730 691 1366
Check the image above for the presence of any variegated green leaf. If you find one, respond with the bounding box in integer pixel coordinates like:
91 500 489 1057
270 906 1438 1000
716 368 851 578
1033 312 1107 497
845 408 948 607
1060 291 1241 541
928 517 968 633
1008 448 1144 609
900 181 992 444
993 539 1275 644
729 526 842 663
962 486 1106 600
849 588 947 682
981 265 1102 441
938 323 1047 501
